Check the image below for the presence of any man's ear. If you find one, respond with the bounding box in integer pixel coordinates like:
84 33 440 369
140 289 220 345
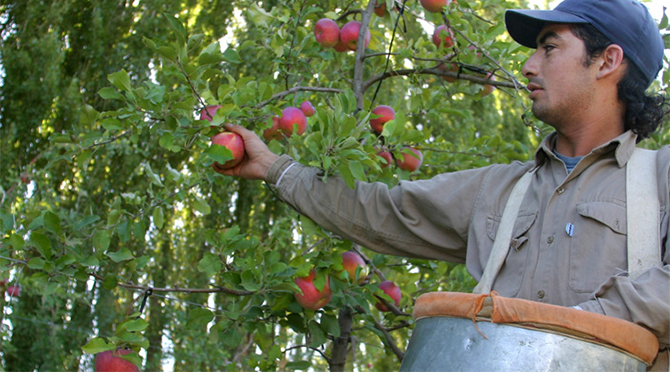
596 44 625 80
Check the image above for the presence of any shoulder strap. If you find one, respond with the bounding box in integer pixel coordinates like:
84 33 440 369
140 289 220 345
626 148 661 279
473 168 535 294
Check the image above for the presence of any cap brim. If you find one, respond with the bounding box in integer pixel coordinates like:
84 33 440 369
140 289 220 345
505 9 588 48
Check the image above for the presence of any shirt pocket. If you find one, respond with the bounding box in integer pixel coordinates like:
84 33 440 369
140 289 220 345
486 212 537 296
569 201 627 293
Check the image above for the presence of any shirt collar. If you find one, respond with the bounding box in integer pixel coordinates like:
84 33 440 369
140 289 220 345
534 130 639 168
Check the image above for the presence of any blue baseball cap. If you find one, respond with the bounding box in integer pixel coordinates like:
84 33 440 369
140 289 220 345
505 0 664 87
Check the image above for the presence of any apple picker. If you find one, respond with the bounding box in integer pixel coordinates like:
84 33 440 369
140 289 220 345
216 0 669 369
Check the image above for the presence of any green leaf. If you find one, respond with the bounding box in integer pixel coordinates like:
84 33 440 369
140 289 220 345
192 195 211 215
98 87 122 100
79 256 99 267
8 233 25 250
119 318 149 333
286 361 312 370
348 161 366 182
198 42 224 65
100 118 123 130
319 313 341 337
27 257 46 270
92 230 111 252
106 248 134 262
81 338 115 354
108 70 132 92
198 252 222 277
308 320 328 347
203 144 233 165
153 207 164 229
186 308 214 330
158 132 174 150
337 162 356 189
30 232 52 259
44 211 61 235
222 49 242 64
74 215 101 231
240 269 262 291
163 13 187 43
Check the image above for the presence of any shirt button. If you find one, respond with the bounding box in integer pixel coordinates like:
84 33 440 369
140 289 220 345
546 236 554 244
557 187 565 194
537 290 545 299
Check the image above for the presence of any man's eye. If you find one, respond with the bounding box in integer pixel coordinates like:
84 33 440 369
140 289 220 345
543 45 555 52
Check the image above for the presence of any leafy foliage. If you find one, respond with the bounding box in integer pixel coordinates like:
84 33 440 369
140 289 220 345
0 0 667 370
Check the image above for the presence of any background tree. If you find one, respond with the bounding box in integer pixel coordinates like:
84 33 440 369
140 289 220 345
0 0 667 370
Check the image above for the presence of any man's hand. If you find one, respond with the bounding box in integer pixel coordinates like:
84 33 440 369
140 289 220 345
212 124 279 181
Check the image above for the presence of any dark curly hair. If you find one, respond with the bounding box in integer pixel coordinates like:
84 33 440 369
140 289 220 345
570 24 669 141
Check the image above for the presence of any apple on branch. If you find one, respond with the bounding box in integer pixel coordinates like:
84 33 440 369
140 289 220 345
294 269 332 311
375 281 402 312
314 18 340 48
480 72 496 97
336 251 368 284
211 131 245 170
396 147 423 172
300 101 316 117
278 107 308 137
369 105 395 134
432 25 454 49
339 21 371 51
420 0 451 13
374 0 387 17
438 62 459 83
376 149 393 169
200 105 222 123
6 285 20 298
94 349 139 372
263 116 283 141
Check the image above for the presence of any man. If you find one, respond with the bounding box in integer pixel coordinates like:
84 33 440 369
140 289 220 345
217 0 669 367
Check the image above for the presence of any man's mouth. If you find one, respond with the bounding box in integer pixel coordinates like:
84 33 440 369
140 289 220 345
527 83 543 99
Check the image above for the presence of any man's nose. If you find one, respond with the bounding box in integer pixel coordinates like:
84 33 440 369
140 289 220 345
522 50 539 78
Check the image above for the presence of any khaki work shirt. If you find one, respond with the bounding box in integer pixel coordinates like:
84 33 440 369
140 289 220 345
267 131 670 347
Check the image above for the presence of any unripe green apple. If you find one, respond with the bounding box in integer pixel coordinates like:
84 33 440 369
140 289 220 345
294 269 332 311
211 131 245 170
375 281 401 312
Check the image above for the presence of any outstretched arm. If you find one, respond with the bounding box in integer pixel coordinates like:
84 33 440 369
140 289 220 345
212 124 279 180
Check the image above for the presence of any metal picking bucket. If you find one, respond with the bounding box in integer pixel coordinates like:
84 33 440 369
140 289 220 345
399 292 659 372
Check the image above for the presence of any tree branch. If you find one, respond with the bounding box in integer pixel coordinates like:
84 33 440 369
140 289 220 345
252 86 344 109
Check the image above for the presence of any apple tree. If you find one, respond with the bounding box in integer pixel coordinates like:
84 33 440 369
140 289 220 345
0 0 667 370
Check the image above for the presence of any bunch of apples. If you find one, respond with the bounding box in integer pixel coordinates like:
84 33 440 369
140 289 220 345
263 101 315 141
293 251 401 313
369 105 423 172
314 18 371 52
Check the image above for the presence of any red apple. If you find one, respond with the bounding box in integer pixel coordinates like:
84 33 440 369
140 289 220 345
375 281 401 312
336 251 368 284
374 1 387 16
300 101 316 117
339 21 371 51
278 107 308 136
6 285 19 297
314 18 340 48
432 25 454 49
95 349 139 372
369 105 395 134
438 62 459 83
333 41 349 53
263 116 283 141
377 149 393 168
480 73 496 97
199 105 222 122
211 131 245 170
420 0 450 13
396 147 423 172
294 270 332 311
